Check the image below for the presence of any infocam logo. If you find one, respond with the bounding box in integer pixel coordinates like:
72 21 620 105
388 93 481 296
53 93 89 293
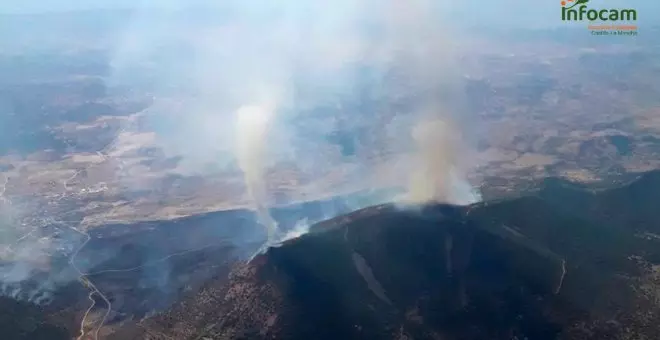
560 0 638 36
561 0 637 21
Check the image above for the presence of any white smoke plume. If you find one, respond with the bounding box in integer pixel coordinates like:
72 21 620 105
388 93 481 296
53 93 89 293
108 0 482 240
372 0 482 206
235 105 278 242
276 218 311 246
0 215 62 305
405 118 481 205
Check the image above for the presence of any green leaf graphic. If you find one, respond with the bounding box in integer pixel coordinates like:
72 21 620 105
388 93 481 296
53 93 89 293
566 0 589 9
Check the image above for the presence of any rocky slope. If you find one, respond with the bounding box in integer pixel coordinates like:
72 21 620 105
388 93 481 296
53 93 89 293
110 171 660 340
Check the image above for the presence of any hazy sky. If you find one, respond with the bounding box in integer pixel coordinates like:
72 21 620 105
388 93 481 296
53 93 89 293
3 0 655 28
0 0 214 13
1 0 127 13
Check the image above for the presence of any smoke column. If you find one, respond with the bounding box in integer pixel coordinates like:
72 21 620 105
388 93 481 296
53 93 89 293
235 105 278 242
405 118 481 205
108 0 483 236
372 0 482 206
407 119 456 204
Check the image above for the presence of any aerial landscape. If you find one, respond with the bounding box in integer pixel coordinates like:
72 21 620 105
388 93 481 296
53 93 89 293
1 0 659 339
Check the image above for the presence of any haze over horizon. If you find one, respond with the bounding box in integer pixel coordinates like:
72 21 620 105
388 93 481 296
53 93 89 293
2 0 658 28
